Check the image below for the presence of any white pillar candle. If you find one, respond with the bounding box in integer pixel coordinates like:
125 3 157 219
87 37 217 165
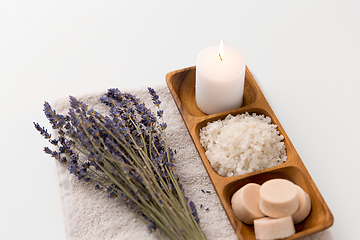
195 40 246 115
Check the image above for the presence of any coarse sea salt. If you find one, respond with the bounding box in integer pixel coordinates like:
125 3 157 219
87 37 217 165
199 112 287 177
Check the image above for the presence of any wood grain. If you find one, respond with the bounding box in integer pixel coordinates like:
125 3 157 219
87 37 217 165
166 66 333 240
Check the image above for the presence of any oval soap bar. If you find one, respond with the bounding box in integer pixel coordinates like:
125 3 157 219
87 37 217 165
259 179 299 218
254 216 295 240
292 185 311 224
231 183 265 224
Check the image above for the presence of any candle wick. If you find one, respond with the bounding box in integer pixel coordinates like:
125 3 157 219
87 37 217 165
219 53 222 61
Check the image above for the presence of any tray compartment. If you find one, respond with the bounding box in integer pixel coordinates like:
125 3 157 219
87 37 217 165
222 166 332 240
194 106 296 172
167 66 261 118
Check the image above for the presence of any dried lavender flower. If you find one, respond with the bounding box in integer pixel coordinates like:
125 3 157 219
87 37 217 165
34 87 206 240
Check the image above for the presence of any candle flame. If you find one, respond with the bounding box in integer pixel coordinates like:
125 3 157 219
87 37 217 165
219 40 224 61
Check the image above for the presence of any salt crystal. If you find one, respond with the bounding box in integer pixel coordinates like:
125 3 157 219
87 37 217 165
200 112 287 177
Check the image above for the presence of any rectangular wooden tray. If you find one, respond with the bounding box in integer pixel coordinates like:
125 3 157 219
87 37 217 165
165 66 333 240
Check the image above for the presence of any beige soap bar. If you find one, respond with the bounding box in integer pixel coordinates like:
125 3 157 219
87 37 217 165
231 183 265 224
254 216 295 240
292 185 312 224
259 179 299 218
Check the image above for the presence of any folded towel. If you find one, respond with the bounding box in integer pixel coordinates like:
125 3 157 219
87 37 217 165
53 84 334 240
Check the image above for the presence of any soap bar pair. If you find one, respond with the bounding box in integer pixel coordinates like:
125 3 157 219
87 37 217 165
231 179 311 239
259 179 311 224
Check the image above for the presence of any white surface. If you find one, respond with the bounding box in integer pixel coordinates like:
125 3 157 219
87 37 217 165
0 1 358 239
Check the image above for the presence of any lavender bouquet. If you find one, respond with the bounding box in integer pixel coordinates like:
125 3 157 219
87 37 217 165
34 88 207 240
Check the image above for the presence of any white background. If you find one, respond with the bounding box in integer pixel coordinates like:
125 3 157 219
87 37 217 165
1 1 359 239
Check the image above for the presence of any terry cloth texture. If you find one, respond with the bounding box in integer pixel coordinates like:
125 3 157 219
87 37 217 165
53 84 334 240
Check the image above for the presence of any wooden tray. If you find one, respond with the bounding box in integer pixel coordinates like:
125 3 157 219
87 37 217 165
165 66 333 240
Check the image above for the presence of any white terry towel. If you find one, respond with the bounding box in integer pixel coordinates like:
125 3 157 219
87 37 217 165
52 84 334 240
